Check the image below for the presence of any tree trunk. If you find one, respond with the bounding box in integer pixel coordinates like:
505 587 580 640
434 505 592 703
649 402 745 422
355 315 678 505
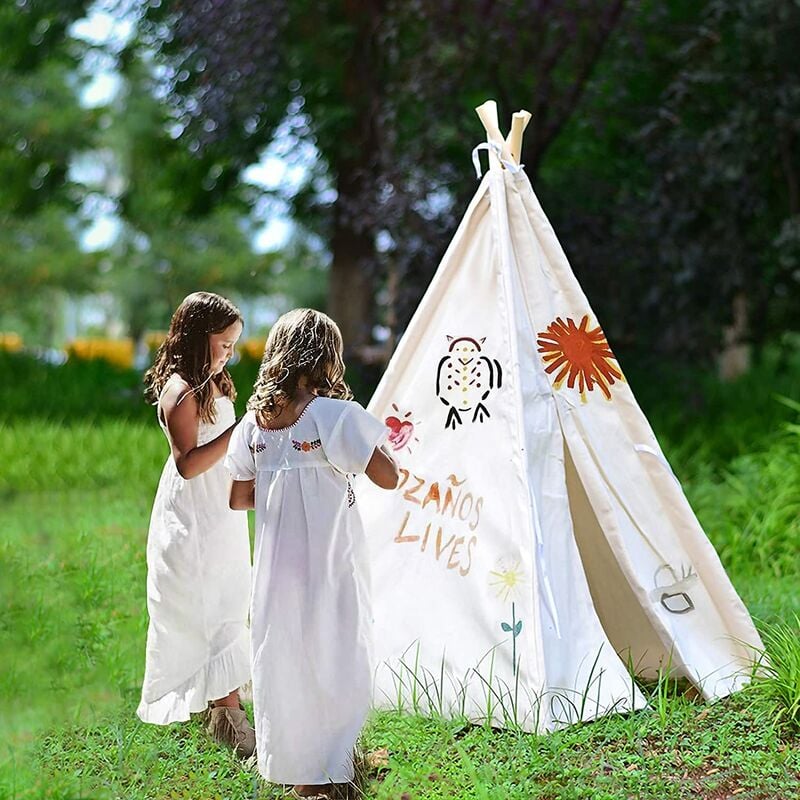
326 0 384 360
328 171 375 356
717 291 751 381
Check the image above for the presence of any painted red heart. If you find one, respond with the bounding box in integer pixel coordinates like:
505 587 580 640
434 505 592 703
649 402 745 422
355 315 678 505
385 416 414 450
385 415 402 433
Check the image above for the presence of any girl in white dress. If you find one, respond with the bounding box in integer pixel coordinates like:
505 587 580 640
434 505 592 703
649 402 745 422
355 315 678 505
138 291 255 757
225 308 399 798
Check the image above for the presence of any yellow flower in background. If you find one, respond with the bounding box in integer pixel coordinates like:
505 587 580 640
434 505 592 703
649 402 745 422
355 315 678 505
489 557 525 603
241 338 266 361
144 331 168 352
66 338 134 369
0 332 23 352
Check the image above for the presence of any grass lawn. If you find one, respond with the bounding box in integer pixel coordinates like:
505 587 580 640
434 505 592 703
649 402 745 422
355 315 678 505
1 353 799 799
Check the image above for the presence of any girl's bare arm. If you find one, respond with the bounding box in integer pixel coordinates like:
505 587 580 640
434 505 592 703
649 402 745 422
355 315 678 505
366 445 400 490
162 381 235 479
230 479 255 510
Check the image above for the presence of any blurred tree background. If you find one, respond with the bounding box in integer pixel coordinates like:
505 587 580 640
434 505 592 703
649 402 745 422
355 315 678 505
1 0 798 380
0 0 96 340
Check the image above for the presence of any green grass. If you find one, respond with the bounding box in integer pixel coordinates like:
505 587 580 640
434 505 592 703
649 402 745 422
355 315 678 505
746 615 800 731
9 671 800 799
363 692 799 799
0 489 150 765
680 424 800 586
2 351 800 799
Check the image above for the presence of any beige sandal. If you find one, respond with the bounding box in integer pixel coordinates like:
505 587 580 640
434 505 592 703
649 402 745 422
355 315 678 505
206 705 256 758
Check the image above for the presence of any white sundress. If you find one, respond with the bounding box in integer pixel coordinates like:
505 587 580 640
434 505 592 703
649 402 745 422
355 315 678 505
137 394 252 724
224 396 388 785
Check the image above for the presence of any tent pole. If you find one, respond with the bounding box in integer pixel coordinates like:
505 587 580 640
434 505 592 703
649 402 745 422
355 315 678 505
474 100 514 164
505 110 532 166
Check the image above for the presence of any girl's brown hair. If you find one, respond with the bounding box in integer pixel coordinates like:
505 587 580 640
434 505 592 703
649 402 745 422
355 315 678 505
248 308 352 427
144 291 242 423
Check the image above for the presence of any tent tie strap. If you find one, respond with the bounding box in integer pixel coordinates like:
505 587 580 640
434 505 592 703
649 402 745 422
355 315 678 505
472 141 525 178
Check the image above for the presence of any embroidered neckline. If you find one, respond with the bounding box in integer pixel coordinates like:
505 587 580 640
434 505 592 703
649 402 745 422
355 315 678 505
292 438 321 452
259 396 318 432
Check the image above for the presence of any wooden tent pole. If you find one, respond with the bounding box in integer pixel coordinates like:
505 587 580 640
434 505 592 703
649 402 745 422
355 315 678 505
474 100 513 163
505 110 532 165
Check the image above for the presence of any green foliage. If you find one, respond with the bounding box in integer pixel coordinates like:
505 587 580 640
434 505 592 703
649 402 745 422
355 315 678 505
637 0 800 353
0 208 99 301
0 1 89 73
632 339 800 469
747 616 800 731
0 59 93 215
141 0 800 361
539 0 800 360
0 352 150 425
0 0 98 317
5 0 798 366
93 55 280 339
684 425 800 580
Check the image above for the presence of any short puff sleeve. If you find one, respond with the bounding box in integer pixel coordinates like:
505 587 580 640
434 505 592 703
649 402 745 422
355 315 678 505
224 413 256 480
324 402 388 474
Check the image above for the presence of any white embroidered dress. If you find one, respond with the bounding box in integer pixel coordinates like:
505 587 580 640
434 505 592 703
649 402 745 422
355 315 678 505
224 396 387 784
137 394 252 724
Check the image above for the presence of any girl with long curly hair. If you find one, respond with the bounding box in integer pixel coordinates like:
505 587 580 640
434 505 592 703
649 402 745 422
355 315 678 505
138 291 254 758
225 308 399 799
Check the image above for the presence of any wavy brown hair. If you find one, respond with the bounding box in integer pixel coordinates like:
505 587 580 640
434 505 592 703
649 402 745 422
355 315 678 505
248 308 352 427
144 291 242 423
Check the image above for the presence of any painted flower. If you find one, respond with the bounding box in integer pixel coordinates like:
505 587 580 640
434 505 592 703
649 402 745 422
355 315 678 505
489 557 525 603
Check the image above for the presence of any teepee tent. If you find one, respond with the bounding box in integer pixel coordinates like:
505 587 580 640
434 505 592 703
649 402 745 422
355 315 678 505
357 101 763 732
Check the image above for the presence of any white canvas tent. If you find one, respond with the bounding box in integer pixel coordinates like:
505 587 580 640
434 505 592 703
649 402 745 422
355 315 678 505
357 100 763 732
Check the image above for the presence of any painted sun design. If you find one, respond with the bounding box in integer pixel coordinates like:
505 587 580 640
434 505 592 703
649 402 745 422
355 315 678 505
384 403 421 453
489 558 526 603
536 315 623 401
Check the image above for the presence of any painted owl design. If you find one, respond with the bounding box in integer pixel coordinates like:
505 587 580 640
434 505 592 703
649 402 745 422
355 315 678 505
435 335 503 429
